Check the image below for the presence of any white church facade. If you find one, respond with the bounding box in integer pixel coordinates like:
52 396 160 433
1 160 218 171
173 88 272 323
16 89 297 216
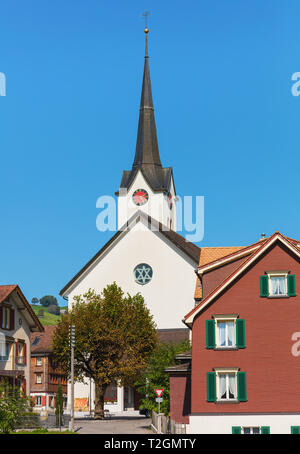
60 29 200 414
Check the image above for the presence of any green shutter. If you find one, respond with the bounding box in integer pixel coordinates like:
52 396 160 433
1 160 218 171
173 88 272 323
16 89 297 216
236 319 245 349
237 372 247 402
260 275 269 297
206 372 216 402
206 320 215 349
232 426 241 434
287 275 296 296
261 426 270 434
291 426 300 434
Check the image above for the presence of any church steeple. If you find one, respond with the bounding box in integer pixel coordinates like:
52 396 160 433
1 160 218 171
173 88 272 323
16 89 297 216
118 28 172 193
133 28 162 169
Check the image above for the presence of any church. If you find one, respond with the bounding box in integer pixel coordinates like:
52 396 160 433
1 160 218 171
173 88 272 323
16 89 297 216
60 29 200 414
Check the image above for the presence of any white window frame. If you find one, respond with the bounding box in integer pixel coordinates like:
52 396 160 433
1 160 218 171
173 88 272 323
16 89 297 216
36 374 42 384
35 395 42 406
213 315 237 349
214 368 239 402
242 427 261 434
266 271 288 297
36 357 42 366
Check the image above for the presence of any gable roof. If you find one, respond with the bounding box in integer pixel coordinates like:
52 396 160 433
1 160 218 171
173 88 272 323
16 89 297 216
0 285 44 332
30 325 56 354
60 210 200 297
185 232 300 326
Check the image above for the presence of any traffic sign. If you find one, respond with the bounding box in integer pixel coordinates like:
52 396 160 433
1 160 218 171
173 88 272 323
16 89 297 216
155 397 163 403
155 389 164 397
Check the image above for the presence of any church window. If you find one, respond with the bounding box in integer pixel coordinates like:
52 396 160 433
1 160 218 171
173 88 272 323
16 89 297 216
134 263 153 285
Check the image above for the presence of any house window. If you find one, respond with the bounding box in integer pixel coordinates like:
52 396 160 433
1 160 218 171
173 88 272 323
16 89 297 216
0 342 10 361
207 370 247 402
260 272 296 297
206 317 245 349
217 372 237 401
36 357 42 366
2 307 10 329
243 427 260 434
36 374 42 384
17 342 25 364
269 274 287 296
216 319 235 348
35 396 42 406
233 426 270 434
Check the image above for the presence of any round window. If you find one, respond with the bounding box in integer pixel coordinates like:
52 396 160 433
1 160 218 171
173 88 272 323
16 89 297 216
134 263 153 285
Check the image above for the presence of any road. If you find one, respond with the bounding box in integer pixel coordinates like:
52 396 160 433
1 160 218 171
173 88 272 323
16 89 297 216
75 416 152 434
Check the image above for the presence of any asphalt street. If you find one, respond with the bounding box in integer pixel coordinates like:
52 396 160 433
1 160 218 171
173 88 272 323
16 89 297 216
75 416 152 434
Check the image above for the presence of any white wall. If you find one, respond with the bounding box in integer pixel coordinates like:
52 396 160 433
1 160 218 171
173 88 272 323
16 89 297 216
66 219 196 330
188 414 300 434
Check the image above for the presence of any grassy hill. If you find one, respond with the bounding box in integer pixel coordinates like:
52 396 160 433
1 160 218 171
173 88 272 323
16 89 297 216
31 305 68 327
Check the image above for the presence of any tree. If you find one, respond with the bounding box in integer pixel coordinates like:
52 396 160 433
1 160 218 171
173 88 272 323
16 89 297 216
31 297 39 305
40 295 58 307
55 385 64 427
135 339 191 415
0 382 33 433
52 283 157 419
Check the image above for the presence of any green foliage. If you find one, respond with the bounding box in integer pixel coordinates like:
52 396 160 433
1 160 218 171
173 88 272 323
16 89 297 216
40 295 58 307
31 305 61 326
135 340 191 416
55 385 64 427
52 283 158 418
0 382 34 434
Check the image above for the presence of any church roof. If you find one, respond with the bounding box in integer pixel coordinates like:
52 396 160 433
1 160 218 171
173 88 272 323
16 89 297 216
117 30 174 194
60 211 200 297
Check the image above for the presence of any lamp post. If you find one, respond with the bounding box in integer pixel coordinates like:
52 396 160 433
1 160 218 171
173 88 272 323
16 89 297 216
69 325 75 431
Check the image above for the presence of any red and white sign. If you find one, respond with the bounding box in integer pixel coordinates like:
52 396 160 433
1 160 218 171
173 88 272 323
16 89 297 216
155 389 164 398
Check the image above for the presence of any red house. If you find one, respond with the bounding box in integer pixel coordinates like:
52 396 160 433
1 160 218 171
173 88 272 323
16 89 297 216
169 232 300 434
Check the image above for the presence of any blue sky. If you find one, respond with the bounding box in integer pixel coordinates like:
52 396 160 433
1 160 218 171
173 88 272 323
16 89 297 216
1 0 300 304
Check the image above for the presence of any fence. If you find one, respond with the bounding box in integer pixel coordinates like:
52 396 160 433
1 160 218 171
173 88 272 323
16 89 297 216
151 411 187 434
15 412 71 430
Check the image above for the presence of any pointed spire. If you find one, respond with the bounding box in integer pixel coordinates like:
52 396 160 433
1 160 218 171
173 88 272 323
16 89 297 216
118 27 173 194
133 27 162 169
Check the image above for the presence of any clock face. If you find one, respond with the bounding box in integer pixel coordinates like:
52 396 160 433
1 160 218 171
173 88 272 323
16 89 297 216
134 263 153 285
132 188 149 206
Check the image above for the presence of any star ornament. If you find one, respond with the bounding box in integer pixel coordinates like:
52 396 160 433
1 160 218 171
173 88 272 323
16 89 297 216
134 264 153 285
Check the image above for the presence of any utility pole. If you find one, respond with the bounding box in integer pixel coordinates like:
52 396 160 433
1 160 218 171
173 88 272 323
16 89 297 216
69 325 75 431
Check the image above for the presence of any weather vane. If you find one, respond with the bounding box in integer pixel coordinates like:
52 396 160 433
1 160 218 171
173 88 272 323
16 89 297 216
141 10 151 32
